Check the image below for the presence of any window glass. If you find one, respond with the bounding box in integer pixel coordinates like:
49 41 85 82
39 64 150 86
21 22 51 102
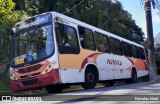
109 37 122 55
55 23 80 54
11 24 54 66
95 32 110 53
138 47 145 59
121 41 132 57
78 26 95 50
131 45 139 58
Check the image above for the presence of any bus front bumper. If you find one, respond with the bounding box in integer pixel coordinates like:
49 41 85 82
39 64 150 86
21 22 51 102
10 69 60 92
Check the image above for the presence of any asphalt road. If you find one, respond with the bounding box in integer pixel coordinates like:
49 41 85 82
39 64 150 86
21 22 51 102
2 82 160 104
39 82 160 103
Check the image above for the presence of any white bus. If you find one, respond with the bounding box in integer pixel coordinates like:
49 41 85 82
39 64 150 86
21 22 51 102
10 11 148 93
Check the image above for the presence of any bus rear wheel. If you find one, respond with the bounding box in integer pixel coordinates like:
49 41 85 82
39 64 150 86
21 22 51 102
82 67 98 89
126 69 137 84
46 84 63 94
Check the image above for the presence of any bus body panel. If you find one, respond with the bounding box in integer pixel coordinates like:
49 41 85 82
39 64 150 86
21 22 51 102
10 11 149 92
58 49 148 84
96 53 114 80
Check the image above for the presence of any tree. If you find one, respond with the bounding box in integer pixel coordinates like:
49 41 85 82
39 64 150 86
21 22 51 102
0 0 28 65
12 0 145 43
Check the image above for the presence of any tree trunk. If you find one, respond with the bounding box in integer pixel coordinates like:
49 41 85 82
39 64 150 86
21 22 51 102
145 0 157 80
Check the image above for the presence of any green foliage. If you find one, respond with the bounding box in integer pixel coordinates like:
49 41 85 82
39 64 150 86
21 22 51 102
1 11 27 37
0 0 27 91
0 0 28 65
0 0 15 18
14 0 144 43
0 0 28 38
139 75 149 81
13 0 145 43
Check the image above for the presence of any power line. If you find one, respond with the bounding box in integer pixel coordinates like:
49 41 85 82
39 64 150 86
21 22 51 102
155 0 160 13
141 0 152 10
153 0 160 18
62 0 85 14
140 0 145 10
141 0 160 18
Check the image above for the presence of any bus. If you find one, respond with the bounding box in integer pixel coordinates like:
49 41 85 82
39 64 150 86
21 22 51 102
10 11 148 93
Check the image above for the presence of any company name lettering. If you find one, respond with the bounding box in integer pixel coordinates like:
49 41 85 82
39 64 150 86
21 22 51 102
107 59 122 65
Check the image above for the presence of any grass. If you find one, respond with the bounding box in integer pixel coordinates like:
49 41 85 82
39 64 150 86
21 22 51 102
138 75 149 81
0 81 10 91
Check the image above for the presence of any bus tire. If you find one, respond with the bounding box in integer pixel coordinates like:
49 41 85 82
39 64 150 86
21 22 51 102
126 69 137 83
82 67 98 89
46 84 63 94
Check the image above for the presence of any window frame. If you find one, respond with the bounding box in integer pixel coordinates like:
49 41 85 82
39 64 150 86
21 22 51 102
94 31 111 53
55 22 80 54
138 47 146 59
131 45 139 58
78 26 96 51
121 41 132 57
109 37 123 55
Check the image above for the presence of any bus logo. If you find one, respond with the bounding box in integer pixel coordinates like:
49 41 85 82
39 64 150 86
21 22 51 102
107 59 122 65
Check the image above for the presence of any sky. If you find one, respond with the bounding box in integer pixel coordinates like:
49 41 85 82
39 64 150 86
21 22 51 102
118 0 160 38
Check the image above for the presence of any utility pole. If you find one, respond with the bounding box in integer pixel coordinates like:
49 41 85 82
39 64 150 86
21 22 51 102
144 0 157 80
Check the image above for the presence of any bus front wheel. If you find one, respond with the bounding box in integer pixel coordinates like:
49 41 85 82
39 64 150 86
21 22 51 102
46 84 63 94
82 67 98 89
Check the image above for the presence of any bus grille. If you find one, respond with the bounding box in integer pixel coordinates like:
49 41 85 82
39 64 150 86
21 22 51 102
18 64 42 74
21 79 38 86
20 72 41 79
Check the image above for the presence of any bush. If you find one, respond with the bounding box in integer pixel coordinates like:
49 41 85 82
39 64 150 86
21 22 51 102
139 75 149 81
0 65 10 91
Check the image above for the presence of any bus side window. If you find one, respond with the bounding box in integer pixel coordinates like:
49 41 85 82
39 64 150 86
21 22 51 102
78 26 96 51
55 22 80 54
109 37 122 55
121 41 132 57
138 47 145 59
131 45 139 58
94 32 110 53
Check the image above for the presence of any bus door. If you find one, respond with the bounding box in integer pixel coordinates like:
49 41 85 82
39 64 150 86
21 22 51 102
55 20 82 83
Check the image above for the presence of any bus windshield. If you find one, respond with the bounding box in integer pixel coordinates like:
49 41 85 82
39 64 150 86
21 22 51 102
11 14 54 67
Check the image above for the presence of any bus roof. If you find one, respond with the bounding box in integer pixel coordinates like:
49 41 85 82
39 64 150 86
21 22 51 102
13 11 144 48
52 11 144 48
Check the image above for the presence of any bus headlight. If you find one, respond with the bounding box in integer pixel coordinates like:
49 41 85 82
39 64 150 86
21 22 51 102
10 72 18 80
42 64 53 75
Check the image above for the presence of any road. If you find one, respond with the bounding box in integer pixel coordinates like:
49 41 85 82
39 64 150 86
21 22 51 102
2 82 160 104
39 82 160 103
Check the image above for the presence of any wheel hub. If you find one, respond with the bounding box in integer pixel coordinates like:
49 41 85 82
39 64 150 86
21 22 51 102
87 73 94 83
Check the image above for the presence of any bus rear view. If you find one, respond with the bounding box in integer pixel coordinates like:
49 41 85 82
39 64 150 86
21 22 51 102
10 13 60 92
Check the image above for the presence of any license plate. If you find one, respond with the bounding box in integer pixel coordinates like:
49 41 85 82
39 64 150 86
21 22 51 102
15 59 24 65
